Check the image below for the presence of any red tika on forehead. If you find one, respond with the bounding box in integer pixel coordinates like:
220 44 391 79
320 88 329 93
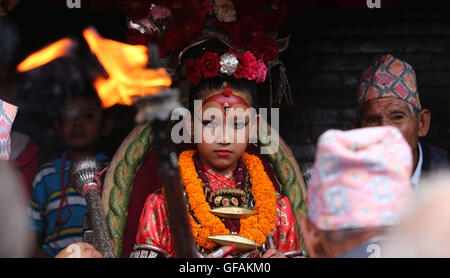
202 86 250 113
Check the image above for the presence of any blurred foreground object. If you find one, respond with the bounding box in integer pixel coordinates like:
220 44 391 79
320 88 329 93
0 161 33 257
0 100 17 160
382 171 450 258
301 126 413 258
55 242 103 258
16 38 75 73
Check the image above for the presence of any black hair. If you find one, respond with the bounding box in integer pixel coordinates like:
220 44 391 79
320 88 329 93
0 18 20 67
188 76 258 112
56 87 104 118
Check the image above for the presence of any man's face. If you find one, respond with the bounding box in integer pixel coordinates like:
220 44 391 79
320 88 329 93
56 97 104 152
358 98 421 151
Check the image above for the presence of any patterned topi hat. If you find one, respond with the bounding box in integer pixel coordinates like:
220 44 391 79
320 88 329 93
0 100 18 160
308 126 413 231
357 54 421 110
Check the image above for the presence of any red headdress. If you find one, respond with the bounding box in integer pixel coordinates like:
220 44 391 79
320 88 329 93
121 0 295 106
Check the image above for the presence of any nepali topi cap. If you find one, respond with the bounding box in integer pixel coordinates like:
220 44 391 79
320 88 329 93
357 54 421 110
0 99 17 160
308 126 413 231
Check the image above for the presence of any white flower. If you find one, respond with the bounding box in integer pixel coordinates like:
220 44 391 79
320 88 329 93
213 0 236 23
220 53 239 75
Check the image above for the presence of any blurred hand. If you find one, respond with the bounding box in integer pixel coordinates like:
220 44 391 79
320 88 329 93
262 248 286 258
55 242 103 258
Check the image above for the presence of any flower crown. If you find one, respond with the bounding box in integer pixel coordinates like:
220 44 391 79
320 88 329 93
122 0 294 106
185 49 267 86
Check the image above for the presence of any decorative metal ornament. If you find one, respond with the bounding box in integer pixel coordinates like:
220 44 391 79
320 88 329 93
69 157 115 258
69 157 103 195
214 187 247 207
214 196 223 206
127 19 158 35
130 244 171 258
126 4 172 37
219 53 239 75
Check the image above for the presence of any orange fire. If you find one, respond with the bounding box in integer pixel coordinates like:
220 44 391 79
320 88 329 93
83 28 172 108
17 38 74 72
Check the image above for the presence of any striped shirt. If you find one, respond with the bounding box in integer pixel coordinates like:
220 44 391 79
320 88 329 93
27 152 108 257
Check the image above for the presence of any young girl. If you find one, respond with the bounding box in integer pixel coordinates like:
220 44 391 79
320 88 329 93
135 49 300 258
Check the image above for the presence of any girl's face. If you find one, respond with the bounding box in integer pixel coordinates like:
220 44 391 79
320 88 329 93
193 89 255 174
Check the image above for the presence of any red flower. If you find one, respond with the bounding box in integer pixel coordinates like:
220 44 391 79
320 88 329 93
198 52 221 78
230 18 259 49
185 59 202 86
178 16 204 44
156 3 205 57
150 5 172 21
157 28 182 57
247 11 269 33
264 0 289 28
194 0 213 17
248 33 279 62
233 51 257 79
252 59 268 83
233 0 265 17
164 0 211 17
230 50 267 83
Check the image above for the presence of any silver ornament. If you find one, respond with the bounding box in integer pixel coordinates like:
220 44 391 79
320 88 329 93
220 53 239 76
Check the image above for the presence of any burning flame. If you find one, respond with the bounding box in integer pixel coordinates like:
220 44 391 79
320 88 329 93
17 38 74 72
83 28 172 108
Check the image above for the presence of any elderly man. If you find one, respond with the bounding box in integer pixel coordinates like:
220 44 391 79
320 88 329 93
351 54 448 187
300 126 413 258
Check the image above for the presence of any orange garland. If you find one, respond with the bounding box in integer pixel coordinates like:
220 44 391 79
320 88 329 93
178 150 277 249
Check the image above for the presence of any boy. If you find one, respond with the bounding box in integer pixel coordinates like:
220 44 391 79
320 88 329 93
27 92 112 257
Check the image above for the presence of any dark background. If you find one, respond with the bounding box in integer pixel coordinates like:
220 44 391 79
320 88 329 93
3 0 450 167
281 0 450 170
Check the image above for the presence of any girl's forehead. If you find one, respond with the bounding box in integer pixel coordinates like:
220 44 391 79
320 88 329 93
201 90 251 114
200 101 251 114
199 89 252 104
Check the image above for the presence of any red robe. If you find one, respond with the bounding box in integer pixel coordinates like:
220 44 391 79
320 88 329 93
122 143 282 257
135 157 299 257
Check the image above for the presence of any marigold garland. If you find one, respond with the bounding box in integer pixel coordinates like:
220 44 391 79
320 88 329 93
178 150 276 249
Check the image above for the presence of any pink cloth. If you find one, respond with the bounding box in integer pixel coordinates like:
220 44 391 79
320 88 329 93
308 126 413 231
357 54 421 110
0 100 18 160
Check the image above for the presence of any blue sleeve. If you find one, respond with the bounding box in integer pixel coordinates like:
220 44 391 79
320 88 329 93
27 169 49 232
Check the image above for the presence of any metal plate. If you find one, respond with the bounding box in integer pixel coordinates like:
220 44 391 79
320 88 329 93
208 234 260 250
210 207 257 219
